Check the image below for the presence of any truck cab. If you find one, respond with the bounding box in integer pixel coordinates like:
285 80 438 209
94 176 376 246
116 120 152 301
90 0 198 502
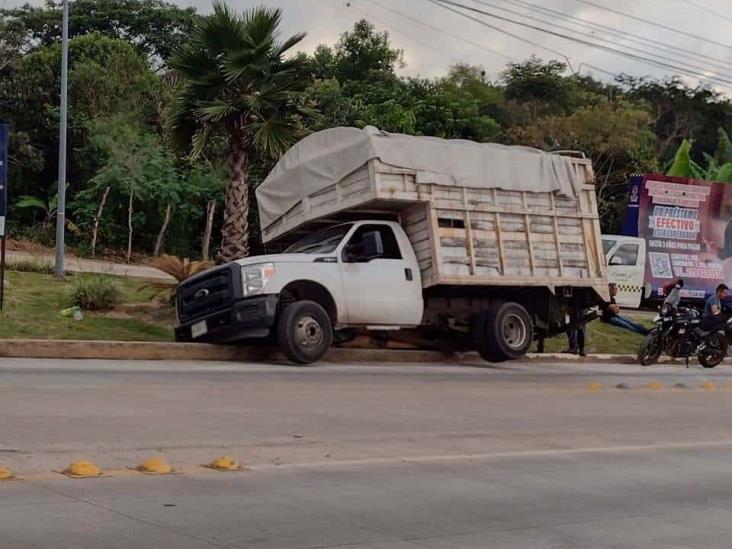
176 221 424 362
602 235 647 308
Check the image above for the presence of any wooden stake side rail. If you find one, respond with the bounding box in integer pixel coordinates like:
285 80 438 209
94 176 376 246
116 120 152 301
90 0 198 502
261 157 607 293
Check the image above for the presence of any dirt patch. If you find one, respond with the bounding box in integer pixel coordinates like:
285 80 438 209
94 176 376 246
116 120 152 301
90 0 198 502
102 301 175 324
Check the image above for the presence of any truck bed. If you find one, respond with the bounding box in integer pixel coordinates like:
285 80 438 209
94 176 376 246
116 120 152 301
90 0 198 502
260 158 606 293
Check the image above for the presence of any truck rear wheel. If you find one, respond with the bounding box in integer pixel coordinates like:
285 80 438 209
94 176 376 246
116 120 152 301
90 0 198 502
277 300 333 364
472 302 533 362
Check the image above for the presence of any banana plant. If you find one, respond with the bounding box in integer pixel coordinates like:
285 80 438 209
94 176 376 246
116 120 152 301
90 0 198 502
15 193 81 235
667 129 732 183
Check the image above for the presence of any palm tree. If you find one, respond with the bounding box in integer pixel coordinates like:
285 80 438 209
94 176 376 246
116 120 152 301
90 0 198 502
167 2 307 261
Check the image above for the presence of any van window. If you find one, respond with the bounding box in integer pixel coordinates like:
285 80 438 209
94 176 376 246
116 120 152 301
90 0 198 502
344 224 402 261
610 244 639 266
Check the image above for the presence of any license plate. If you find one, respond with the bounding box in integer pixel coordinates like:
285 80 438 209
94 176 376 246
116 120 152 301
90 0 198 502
191 320 208 339
678 328 685 334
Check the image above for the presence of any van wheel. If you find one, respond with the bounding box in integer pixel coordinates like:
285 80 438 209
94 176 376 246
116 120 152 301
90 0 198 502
277 300 333 364
472 302 533 362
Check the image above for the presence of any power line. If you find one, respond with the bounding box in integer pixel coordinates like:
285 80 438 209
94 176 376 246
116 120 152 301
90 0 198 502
362 0 514 61
677 0 732 25
499 0 732 72
467 0 732 82
424 0 577 72
344 1 462 64
571 0 732 52
429 0 732 88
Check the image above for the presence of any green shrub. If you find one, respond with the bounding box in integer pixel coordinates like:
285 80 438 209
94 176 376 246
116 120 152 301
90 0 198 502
68 275 120 311
6 258 56 275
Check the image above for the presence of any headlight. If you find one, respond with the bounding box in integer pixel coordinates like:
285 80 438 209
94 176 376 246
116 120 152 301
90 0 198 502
241 263 276 296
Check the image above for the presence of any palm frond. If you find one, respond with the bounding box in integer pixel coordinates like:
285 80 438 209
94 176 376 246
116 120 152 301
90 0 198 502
274 32 307 57
148 255 214 282
199 0 248 55
164 92 199 155
194 100 236 123
191 126 212 161
243 6 283 47
251 115 302 159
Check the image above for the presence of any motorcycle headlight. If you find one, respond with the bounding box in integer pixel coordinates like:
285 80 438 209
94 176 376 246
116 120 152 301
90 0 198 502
241 263 276 297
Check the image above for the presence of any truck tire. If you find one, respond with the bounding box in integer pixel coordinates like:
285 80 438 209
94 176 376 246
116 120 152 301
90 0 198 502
277 300 333 364
472 302 533 362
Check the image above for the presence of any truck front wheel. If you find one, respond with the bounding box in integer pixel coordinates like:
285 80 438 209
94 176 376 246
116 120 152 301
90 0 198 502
277 300 333 364
472 302 533 362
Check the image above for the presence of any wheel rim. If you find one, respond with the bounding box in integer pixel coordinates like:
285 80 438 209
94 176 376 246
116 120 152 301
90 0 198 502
641 336 660 362
295 315 324 349
502 313 528 350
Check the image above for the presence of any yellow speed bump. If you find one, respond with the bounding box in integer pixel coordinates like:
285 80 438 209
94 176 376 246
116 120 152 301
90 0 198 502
646 382 663 390
702 381 717 390
204 456 245 472
61 460 103 478
0 467 14 481
135 456 174 475
587 382 603 391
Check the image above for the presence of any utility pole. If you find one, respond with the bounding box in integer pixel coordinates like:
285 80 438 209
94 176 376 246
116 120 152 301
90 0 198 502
54 0 69 280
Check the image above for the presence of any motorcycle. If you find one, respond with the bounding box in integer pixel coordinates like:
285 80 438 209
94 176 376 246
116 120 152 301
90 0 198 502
638 304 729 368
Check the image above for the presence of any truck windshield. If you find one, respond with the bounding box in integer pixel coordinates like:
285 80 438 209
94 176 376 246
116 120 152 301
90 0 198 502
285 224 353 254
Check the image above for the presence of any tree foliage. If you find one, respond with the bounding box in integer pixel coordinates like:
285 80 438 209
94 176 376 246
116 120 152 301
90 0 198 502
0 0 198 65
3 3 732 258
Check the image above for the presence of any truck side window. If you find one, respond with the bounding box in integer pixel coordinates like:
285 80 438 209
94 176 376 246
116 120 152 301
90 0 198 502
345 225 403 261
602 239 617 255
610 244 639 266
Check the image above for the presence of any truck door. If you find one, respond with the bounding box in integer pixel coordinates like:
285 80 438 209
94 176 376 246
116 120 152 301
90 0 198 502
339 224 423 326
606 238 645 308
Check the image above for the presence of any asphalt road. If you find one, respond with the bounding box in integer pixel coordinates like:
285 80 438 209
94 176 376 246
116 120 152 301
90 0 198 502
3 358 732 548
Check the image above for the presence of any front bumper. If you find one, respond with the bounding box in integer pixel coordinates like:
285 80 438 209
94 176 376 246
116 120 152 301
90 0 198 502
175 295 279 343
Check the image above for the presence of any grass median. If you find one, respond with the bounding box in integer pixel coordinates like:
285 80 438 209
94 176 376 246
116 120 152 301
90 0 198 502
542 315 652 355
2 270 652 354
0 271 174 342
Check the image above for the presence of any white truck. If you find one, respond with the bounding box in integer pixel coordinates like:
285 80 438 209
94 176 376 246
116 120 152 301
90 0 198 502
175 127 608 364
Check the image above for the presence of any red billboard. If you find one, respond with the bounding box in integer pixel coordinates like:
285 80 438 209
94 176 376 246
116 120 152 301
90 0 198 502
639 174 732 300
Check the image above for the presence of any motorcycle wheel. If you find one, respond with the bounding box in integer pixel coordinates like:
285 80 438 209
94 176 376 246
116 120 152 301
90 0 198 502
699 333 728 369
638 332 663 366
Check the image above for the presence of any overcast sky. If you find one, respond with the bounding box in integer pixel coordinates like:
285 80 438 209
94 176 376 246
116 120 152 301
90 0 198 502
4 0 732 93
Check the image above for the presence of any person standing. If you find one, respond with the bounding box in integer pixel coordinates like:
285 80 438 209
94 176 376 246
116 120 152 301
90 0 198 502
563 300 587 357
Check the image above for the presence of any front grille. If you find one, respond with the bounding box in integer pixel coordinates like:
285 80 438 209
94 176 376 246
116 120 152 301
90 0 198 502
178 266 235 322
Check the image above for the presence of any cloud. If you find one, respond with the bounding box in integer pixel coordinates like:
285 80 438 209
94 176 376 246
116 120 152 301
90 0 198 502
4 0 732 92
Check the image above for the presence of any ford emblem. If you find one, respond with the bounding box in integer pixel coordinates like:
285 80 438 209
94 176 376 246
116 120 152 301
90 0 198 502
194 288 210 300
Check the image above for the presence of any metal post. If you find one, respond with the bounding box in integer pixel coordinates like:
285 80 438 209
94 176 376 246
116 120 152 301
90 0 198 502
0 122 8 311
54 0 69 280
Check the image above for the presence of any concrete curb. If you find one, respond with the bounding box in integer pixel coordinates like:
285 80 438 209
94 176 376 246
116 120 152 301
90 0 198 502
0 339 451 364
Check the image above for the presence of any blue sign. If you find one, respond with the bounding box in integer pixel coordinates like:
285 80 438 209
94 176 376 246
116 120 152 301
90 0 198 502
620 175 643 237
0 122 7 236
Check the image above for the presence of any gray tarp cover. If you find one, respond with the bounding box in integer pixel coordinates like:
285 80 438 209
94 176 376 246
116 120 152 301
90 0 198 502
256 126 582 230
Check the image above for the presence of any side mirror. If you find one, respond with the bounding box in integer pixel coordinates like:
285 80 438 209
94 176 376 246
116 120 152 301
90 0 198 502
361 231 384 261
609 256 624 266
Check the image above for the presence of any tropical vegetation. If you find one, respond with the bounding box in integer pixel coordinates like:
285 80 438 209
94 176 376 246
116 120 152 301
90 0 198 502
2 0 732 261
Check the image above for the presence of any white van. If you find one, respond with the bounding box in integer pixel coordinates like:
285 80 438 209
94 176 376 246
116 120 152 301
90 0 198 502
602 235 648 308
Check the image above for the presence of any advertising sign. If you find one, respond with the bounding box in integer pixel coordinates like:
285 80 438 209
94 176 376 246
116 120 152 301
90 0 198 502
639 174 730 300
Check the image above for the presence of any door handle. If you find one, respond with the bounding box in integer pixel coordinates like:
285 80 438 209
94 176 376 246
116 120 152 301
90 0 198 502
405 268 413 281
